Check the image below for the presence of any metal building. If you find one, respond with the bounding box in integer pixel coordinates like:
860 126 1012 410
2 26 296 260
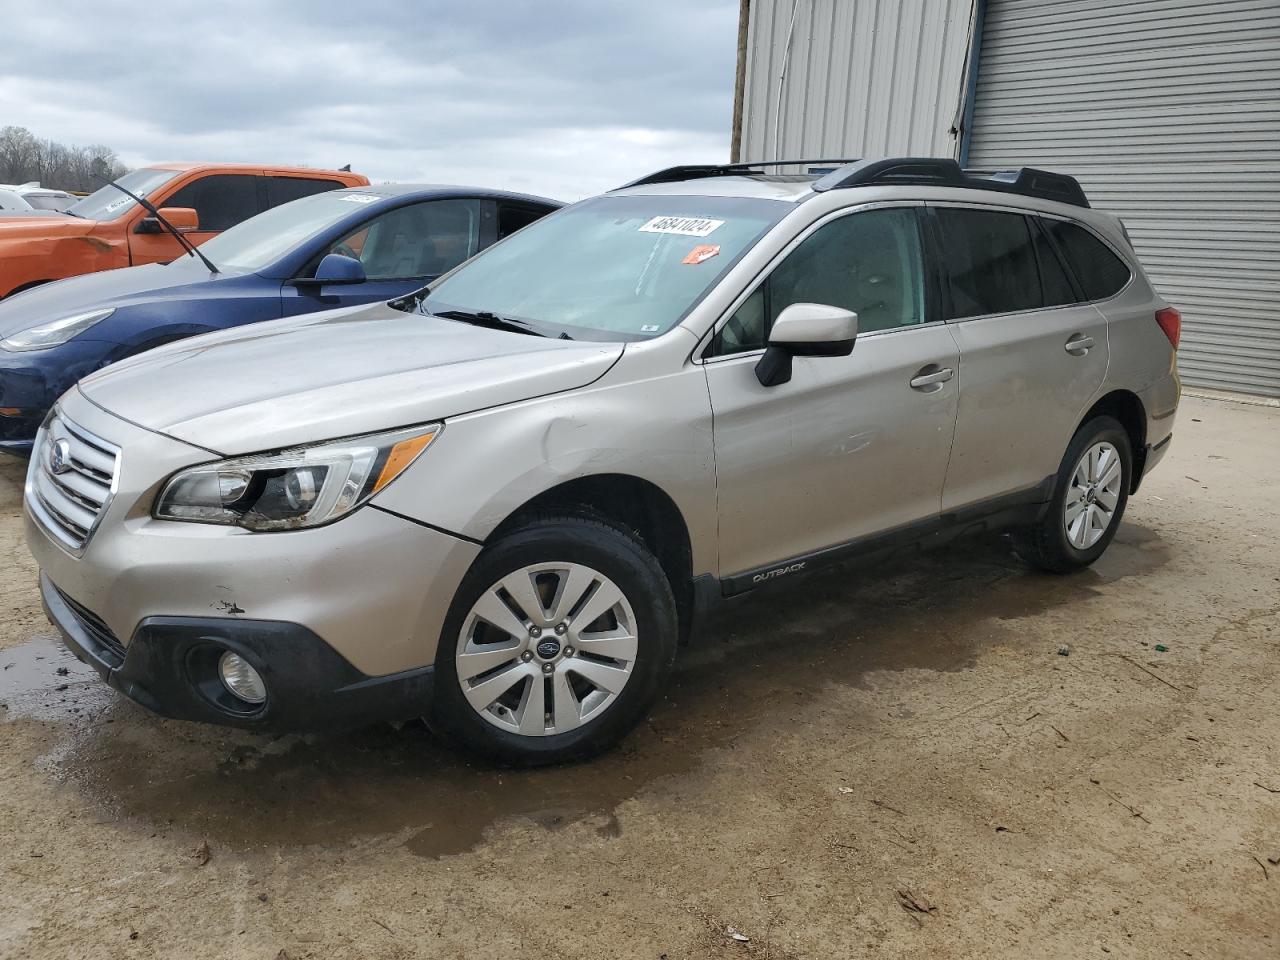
733 0 1280 398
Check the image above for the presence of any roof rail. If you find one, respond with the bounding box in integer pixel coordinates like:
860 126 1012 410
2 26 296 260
616 158 863 190
813 157 1090 208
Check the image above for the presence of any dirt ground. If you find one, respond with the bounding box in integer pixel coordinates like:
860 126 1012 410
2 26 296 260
0 394 1276 960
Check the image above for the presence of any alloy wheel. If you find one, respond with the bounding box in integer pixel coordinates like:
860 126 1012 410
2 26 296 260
1064 440 1123 550
455 562 638 736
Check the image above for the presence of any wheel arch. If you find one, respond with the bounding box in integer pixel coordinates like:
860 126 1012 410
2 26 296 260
2 278 55 300
490 473 697 642
1078 389 1148 492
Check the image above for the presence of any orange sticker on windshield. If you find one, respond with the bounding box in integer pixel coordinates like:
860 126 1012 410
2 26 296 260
682 244 720 265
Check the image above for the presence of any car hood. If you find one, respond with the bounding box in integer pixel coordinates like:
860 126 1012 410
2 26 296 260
77 302 624 455
0 214 96 238
0 257 221 336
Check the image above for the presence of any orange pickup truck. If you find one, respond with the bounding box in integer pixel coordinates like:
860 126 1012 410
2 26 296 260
0 163 369 299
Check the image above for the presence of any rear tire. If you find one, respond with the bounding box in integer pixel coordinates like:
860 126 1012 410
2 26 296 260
1014 415 1132 573
428 514 677 766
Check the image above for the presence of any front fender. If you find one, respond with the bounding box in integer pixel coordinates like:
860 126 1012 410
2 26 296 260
371 364 719 577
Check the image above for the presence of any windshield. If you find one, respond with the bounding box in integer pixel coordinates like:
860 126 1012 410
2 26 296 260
197 190 382 272
25 193 71 212
417 194 789 341
67 168 181 221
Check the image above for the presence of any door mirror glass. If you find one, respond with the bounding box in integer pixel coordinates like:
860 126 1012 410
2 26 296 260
137 207 199 234
310 253 367 285
756 303 857 387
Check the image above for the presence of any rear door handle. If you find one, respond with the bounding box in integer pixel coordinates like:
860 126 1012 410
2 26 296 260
909 366 954 390
1065 334 1095 355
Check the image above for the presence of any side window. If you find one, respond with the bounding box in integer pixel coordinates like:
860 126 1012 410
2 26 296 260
711 207 926 356
1046 220 1131 301
498 203 551 240
1031 219 1077 307
265 176 344 208
935 208 1042 319
326 198 482 280
162 174 263 232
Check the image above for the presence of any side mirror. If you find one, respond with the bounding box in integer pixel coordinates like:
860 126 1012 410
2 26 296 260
299 253 367 287
137 207 199 234
755 303 858 387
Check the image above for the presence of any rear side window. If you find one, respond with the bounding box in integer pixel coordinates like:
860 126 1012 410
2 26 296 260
498 203 551 240
266 176 344 208
1031 220 1077 307
163 174 263 232
1046 220 1131 301
935 208 1042 319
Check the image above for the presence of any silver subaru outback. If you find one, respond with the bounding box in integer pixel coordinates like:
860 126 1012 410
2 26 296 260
24 158 1180 765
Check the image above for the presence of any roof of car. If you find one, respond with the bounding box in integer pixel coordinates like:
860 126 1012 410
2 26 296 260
612 158 1092 210
329 183 562 207
615 174 820 203
147 162 364 177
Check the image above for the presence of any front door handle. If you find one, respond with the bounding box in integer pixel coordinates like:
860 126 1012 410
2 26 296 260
1065 334 1095 355
909 365 955 390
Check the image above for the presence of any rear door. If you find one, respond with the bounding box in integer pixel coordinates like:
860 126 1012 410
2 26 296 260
281 197 485 316
931 204 1109 511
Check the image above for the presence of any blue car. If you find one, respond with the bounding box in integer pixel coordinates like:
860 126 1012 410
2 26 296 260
0 184 560 453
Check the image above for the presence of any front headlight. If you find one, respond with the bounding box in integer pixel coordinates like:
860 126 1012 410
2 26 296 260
154 424 440 531
1 308 115 351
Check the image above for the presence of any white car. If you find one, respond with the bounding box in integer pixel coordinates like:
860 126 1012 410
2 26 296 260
0 182 77 213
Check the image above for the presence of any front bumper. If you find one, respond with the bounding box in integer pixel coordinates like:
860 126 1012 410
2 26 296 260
24 391 483 728
42 574 436 730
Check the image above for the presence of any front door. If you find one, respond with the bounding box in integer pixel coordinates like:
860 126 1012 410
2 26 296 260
703 205 961 585
928 205 1110 511
281 198 487 316
128 173 264 265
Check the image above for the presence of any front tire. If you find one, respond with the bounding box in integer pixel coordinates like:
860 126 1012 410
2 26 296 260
429 514 677 766
1015 415 1132 573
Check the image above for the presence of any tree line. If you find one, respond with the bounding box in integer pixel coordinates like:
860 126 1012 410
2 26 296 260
0 126 129 193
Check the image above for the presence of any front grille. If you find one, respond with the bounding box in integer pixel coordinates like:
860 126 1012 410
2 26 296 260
26 413 120 554
58 588 126 666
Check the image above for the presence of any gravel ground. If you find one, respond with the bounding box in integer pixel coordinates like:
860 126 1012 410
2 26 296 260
0 394 1276 960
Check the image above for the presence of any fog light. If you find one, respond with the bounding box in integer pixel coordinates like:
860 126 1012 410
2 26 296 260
218 651 267 705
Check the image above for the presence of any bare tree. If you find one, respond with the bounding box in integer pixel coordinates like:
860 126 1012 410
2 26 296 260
0 126 128 191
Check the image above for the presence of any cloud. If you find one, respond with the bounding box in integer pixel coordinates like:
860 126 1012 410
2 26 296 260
0 0 739 200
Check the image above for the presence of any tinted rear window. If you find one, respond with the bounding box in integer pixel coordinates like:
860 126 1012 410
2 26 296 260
1031 219 1077 307
935 208 1042 319
1046 220 1131 301
266 176 345 208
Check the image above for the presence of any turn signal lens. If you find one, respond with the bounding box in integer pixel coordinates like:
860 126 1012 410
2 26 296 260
1155 307 1181 349
373 432 438 493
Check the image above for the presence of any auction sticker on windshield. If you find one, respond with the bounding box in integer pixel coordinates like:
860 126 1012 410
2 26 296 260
341 194 381 204
638 216 724 237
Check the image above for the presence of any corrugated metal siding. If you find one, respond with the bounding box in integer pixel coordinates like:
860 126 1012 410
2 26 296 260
967 0 1280 397
740 0 975 163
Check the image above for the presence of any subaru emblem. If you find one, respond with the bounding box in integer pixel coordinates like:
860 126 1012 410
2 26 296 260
49 438 72 475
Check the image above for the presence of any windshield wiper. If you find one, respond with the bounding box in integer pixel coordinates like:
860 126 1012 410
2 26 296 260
431 309 546 338
89 160 219 275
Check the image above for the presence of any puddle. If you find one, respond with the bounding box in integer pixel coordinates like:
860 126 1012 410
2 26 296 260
0 634 108 722
6 523 1169 859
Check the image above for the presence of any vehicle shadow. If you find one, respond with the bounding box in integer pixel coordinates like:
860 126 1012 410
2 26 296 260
21 523 1170 858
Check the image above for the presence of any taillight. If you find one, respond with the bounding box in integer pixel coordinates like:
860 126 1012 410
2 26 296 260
1155 307 1181 349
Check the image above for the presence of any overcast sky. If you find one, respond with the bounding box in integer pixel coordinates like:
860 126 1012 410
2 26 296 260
0 0 740 201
